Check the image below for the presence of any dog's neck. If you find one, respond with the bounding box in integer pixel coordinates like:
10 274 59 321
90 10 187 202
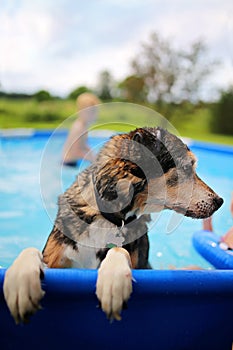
92 171 147 229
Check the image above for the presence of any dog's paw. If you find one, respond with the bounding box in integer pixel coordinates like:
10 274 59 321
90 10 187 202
3 247 45 324
96 247 133 321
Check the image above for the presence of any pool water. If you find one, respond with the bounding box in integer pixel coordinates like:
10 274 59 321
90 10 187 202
0 131 233 269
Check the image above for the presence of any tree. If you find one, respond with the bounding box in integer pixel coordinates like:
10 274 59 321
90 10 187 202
118 75 147 103
180 41 214 101
211 88 233 135
33 90 52 102
132 33 178 104
131 32 217 117
68 86 92 100
96 70 113 101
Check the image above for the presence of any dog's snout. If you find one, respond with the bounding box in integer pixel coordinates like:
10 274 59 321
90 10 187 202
214 196 224 210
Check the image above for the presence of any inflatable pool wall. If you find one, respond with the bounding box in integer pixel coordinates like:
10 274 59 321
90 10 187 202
1 268 233 350
193 230 233 269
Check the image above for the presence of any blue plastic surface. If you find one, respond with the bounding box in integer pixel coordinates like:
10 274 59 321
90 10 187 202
191 140 233 155
1 268 233 350
193 230 233 269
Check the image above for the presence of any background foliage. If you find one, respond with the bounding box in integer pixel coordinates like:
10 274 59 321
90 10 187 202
0 32 232 143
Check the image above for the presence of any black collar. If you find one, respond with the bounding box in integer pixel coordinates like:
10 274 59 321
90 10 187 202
100 211 137 227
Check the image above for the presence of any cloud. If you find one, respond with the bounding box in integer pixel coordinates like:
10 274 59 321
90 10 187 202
0 5 56 75
0 0 232 97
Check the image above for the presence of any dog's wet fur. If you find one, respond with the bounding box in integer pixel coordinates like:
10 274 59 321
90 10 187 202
3 126 223 323
42 127 223 269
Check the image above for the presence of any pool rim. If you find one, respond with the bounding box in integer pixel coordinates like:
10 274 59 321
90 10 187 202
1 127 233 155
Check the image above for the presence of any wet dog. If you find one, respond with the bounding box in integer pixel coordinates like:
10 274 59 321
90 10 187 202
3 127 223 323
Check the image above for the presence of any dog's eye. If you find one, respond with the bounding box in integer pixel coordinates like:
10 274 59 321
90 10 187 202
166 172 178 186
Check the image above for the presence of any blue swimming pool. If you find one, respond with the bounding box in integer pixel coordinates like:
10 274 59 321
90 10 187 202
0 130 233 269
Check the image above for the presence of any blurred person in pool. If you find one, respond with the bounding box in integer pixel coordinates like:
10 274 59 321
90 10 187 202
203 192 233 250
62 92 101 167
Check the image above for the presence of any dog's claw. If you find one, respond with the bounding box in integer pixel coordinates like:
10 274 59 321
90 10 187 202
122 301 128 310
108 313 121 322
22 312 33 325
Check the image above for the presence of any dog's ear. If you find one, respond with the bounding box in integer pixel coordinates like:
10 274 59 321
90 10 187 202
132 128 163 156
132 131 143 144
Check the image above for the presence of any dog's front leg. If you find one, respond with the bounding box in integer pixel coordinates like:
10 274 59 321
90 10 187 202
3 247 45 324
96 247 133 321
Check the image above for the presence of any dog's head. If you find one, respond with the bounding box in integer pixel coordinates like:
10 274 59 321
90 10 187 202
126 127 223 219
94 127 223 221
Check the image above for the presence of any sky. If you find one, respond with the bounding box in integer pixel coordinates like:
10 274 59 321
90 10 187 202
0 0 233 99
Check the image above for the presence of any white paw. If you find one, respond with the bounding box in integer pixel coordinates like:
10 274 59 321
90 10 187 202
96 248 133 321
3 248 45 324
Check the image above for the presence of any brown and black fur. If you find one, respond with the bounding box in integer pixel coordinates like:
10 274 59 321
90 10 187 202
42 127 223 269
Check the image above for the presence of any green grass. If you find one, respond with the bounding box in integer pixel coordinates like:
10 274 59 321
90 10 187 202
0 98 75 129
1 97 233 146
171 107 233 145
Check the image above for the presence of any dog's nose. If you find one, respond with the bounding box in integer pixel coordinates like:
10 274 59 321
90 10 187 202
214 196 224 210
